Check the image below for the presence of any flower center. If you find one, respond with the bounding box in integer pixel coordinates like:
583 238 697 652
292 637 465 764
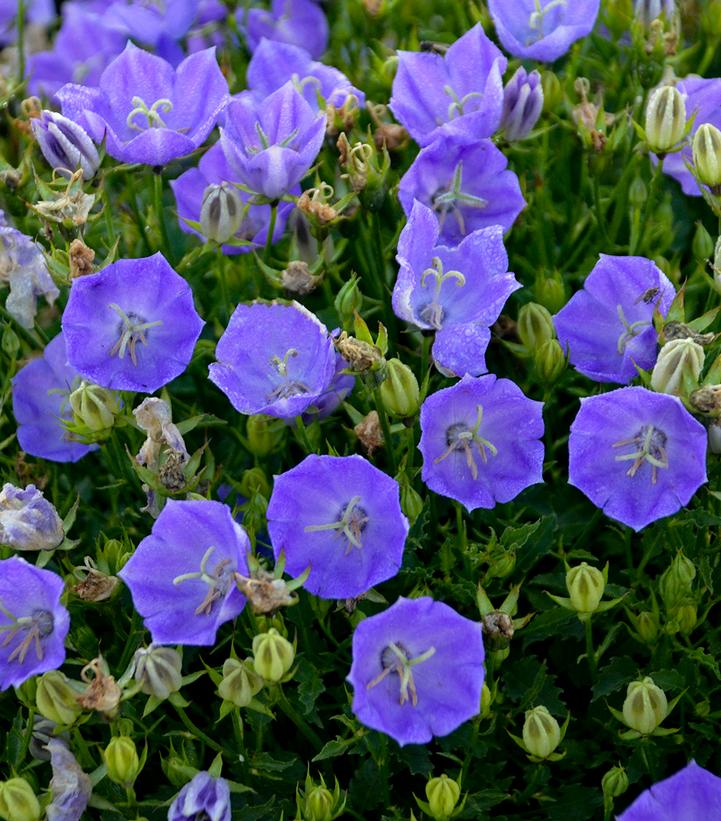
613 424 669 484
418 256 466 330
431 161 488 237
443 84 484 121
528 0 567 34
616 304 653 355
434 404 498 481
172 546 234 616
249 122 300 154
108 303 163 366
304 495 369 553
126 96 173 131
267 348 311 402
0 604 54 664
366 641 437 706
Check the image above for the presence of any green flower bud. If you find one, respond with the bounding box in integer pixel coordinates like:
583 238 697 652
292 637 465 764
303 784 335 821
535 274 566 314
693 123 721 191
218 658 263 708
541 71 562 114
2 324 20 358
522 706 561 759
134 645 182 700
517 302 554 353
199 182 244 244
68 380 121 434
0 778 41 821
659 551 696 610
238 467 271 500
650 338 704 396
534 339 566 384
334 275 363 327
701 0 721 36
692 222 714 262
246 414 286 457
379 358 420 418
35 670 82 726
629 176 648 208
602 765 629 799
425 774 461 821
635 610 659 643
480 683 492 718
622 676 667 735
486 548 516 581
566 562 605 617
252 628 295 682
667 601 697 635
104 736 141 787
399 476 424 525
644 86 686 154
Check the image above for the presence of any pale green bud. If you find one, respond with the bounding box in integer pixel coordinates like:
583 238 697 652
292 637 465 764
629 176 648 208
334 275 363 326
692 222 714 261
246 414 286 457
425 774 461 821
566 562 605 617
644 86 686 154
68 380 121 433
238 467 271 500
0 778 41 821
522 706 561 759
35 671 82 726
303 784 335 821
104 736 141 787
218 658 263 708
534 339 566 384
252 628 295 682
602 765 629 799
134 645 182 700
659 551 696 610
200 182 244 244
650 338 704 396
541 71 562 114
379 358 420 418
667 601 697 635
693 123 721 191
710 422 721 454
622 676 667 735
2 324 20 357
517 302 554 352
635 610 659 643
535 274 566 314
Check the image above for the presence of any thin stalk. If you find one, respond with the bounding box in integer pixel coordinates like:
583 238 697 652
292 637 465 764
630 157 664 256
584 617 597 676
174 704 225 754
274 686 323 750
264 202 278 263
16 0 25 85
373 386 396 475
152 171 172 260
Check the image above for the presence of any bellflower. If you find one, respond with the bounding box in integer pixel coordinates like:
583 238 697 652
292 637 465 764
56 43 228 166
0 484 64 552
568 386 707 531
61 253 204 393
488 0 601 62
241 0 328 60
554 255 675 384
267 454 408 599
118 500 250 645
634 0 676 26
301 350 356 421
419 374 544 511
347 596 485 746
398 135 526 246
220 81 326 200
102 0 197 53
500 67 544 141
0 557 70 691
209 301 336 418
168 771 231 821
394 200 520 376
12 333 97 463
31 110 100 180
0 0 54 45
617 761 721 821
390 24 506 146
46 739 92 821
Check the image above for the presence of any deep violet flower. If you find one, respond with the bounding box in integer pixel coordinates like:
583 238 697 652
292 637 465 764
419 374 544 511
568 386 707 531
488 0 601 63
347 596 485 746
398 135 526 247
301 349 355 421
118 500 250 645
61 253 204 393
554 255 675 384
241 0 328 60
12 333 97 463
500 67 544 141
31 110 100 180
0 484 64 552
46 739 92 821
56 43 228 166
393 200 520 377
209 301 336 418
267 454 408 599
617 760 721 821
220 81 326 200
0 557 70 691
168 771 231 821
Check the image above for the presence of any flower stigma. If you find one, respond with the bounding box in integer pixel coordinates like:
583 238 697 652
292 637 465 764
616 304 652 354
419 256 466 329
108 303 163 366
126 96 173 131
366 641 437 706
304 495 369 553
431 162 488 236
443 84 484 120
434 404 498 480
613 425 669 484
528 0 567 34
172 546 233 616
0 602 54 664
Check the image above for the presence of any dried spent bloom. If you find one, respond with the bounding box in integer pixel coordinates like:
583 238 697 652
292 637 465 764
62 252 204 393
617 760 721 821
241 0 328 60
133 397 188 468
31 110 100 180
0 557 70 691
209 301 336 418
554 255 675 384
45 739 92 821
168 771 231 821
267 454 409 599
68 238 95 279
393 199 520 377
390 24 506 147
500 67 544 141
76 657 121 716
347 596 485 746
118 500 250 645
0 483 64 551
568 386 707 531
419 374 544 512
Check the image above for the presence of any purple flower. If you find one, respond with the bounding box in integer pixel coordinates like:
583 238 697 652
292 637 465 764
168 771 231 821
398 135 526 247
46 739 92 821
241 0 328 60
500 67 544 141
347 596 485 746
12 333 97 463
102 0 198 50
61 252 204 393
170 144 293 254
56 43 228 166
247 38 364 111
554 255 675 384
31 110 100 180
618 761 721 821
634 0 676 26
390 24 506 147
0 557 70 691
267 454 408 599
0 0 54 46
393 200 520 377
568 386 707 531
0 484 64 552
488 0 601 62
419 374 544 511
118 500 250 645
209 301 336 418
220 82 326 200
301 349 355 421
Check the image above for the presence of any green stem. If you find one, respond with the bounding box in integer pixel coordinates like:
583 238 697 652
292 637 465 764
275 686 323 750
174 705 225 754
456 502 467 554
264 202 278 263
584 617 597 676
152 171 172 260
373 386 396 474
630 157 664 256
294 415 315 454
16 0 25 86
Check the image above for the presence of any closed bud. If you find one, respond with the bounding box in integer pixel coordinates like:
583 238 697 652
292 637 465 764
379 358 420 418
238 467 271 500
31 110 100 180
334 275 363 326
715 235 721 282
36 671 82 726
517 302 554 352
622 676 667 734
710 421 721 454
133 645 182 700
692 222 714 261
199 182 244 244
535 274 566 314
667 601 697 635
644 86 686 154
69 381 121 434
701 0 721 37
303 784 335 821
0 778 41 821
425 774 461 821
522 706 561 759
2 324 20 357
500 67 544 141
566 562 605 617
634 0 675 26
399 476 424 525
218 658 263 708
480 683 492 718
629 176 648 208
650 338 704 396
602 765 629 799
659 551 696 610
541 71 562 114
104 736 140 787
252 628 295 682
635 610 659 643
534 339 566 383
693 124 721 192
246 414 286 457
